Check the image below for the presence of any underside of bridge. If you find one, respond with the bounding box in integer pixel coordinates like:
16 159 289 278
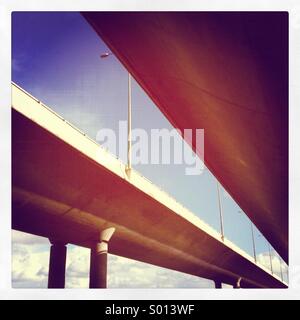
12 83 287 288
81 12 288 263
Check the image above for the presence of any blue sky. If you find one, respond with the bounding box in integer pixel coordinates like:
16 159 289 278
12 11 287 287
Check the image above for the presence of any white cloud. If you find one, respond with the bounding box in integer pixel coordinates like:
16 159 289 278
65 246 90 288
221 283 233 289
12 240 49 288
108 255 213 288
256 251 288 281
12 230 214 288
12 231 288 288
12 230 49 246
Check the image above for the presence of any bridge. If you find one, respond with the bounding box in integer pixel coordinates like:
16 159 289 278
12 82 287 288
82 12 288 264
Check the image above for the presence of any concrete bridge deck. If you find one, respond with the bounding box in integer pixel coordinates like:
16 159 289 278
82 12 288 263
12 83 287 288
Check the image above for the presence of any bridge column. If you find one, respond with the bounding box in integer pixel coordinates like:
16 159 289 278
214 280 222 288
48 240 67 288
89 227 115 288
233 277 242 289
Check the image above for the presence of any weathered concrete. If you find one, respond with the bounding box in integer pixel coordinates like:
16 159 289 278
233 277 242 289
82 12 288 262
89 228 115 288
12 83 287 288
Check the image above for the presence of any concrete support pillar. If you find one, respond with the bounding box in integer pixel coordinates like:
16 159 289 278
233 277 242 289
214 280 222 288
89 227 115 288
48 240 67 288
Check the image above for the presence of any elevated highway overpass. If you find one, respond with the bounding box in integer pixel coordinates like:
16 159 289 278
82 12 288 263
12 83 287 288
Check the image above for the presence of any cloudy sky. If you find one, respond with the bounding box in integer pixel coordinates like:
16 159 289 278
12 229 287 288
12 230 216 288
11 12 287 288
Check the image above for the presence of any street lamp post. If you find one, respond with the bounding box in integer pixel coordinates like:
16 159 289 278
216 181 224 241
100 52 132 175
250 221 257 263
279 256 283 281
237 210 257 263
127 72 132 173
268 242 273 274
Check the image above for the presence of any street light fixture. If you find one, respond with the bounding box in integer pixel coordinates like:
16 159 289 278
100 52 132 176
100 52 111 58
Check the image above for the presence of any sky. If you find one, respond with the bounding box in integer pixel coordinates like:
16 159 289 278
11 11 287 288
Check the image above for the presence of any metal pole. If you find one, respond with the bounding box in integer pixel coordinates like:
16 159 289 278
268 242 273 274
279 256 283 281
250 221 257 263
100 52 132 174
127 72 132 172
216 181 224 241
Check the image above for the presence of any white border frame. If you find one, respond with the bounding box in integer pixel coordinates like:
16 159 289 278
1 0 299 300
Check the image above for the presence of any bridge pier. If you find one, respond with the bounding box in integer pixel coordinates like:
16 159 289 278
48 240 67 288
214 279 222 288
89 227 115 288
233 277 242 289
